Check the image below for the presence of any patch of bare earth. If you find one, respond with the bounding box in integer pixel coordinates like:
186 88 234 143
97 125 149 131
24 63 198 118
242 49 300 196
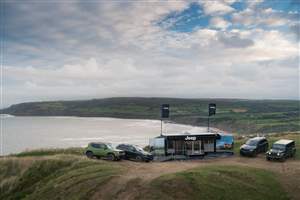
92 156 300 200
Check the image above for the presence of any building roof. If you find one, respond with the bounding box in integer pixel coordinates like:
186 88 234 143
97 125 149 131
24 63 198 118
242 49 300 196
163 132 218 137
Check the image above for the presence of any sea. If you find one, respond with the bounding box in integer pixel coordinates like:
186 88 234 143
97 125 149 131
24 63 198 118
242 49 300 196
0 115 208 155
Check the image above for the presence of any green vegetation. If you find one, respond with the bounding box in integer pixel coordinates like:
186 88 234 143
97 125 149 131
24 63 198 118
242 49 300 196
1 136 299 200
1 97 299 134
13 147 84 157
0 156 291 200
0 156 122 200
142 166 289 200
234 133 300 160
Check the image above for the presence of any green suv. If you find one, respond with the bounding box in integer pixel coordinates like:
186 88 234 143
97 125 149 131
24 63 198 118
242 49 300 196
85 142 125 161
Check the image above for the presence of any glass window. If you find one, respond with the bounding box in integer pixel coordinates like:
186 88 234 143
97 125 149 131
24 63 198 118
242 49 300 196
186 141 192 150
128 146 135 151
98 144 106 149
134 145 146 153
124 145 130 150
194 141 200 150
92 143 101 148
204 139 214 144
272 144 285 150
167 140 174 149
246 139 258 146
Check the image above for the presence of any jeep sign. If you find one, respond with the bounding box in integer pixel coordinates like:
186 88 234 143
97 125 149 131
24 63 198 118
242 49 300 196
185 136 197 141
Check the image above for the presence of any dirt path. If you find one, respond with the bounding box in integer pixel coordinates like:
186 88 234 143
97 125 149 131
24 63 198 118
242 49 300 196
92 156 300 200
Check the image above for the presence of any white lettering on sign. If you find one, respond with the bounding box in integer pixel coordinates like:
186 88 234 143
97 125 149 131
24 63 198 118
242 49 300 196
185 136 196 141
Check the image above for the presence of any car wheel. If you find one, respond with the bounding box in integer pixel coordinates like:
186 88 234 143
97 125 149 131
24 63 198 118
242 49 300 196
253 150 257 157
107 153 115 161
135 155 143 162
86 151 93 159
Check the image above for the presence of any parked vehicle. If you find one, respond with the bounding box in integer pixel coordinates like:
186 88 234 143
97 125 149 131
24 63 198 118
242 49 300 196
240 137 268 157
116 144 153 162
216 133 234 150
266 139 296 162
85 142 125 161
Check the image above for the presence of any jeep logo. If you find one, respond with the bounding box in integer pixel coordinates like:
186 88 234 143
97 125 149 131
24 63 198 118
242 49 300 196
185 136 196 141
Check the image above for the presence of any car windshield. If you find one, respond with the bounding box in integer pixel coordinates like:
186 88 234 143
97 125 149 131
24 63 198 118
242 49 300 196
106 144 114 150
246 140 257 146
272 144 285 150
134 145 146 153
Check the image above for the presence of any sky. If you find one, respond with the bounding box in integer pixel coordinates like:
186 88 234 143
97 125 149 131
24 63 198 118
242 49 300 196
1 0 300 107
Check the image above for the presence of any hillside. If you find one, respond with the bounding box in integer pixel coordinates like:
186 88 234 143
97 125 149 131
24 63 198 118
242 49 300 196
1 154 298 200
0 156 122 200
1 97 300 134
1 133 299 200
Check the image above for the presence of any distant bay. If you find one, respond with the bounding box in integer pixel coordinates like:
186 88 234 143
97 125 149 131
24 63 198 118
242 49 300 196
0 116 207 155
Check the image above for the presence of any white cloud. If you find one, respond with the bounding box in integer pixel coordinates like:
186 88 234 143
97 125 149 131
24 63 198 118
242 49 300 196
199 0 235 15
247 0 264 8
232 7 293 27
210 17 231 29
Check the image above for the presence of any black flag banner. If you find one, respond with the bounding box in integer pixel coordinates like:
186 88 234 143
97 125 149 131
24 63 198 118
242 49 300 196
161 104 170 118
209 103 216 116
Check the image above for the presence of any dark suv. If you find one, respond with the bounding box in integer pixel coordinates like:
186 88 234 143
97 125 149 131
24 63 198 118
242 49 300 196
266 139 296 162
240 137 268 157
116 144 153 162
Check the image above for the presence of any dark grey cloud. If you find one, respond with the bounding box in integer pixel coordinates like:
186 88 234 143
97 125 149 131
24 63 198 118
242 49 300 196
290 23 300 40
218 33 254 48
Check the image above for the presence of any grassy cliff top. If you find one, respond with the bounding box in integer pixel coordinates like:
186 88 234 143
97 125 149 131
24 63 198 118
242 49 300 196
0 156 293 200
1 132 299 200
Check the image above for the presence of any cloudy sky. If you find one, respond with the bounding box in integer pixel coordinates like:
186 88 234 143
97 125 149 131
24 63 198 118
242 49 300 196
1 0 299 107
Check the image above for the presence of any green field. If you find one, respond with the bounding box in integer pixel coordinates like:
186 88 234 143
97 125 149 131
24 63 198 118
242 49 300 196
142 166 289 200
1 97 299 134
